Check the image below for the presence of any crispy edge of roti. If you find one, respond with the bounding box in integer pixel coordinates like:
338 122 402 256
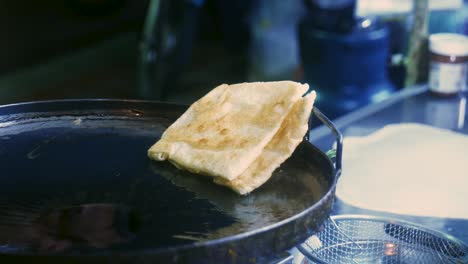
213 91 316 194
147 81 309 180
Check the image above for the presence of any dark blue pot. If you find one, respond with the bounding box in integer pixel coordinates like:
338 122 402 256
299 18 395 118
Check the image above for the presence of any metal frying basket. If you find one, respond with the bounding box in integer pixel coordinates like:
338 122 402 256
297 215 468 264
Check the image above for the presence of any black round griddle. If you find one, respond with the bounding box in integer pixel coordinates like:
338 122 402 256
0 100 342 263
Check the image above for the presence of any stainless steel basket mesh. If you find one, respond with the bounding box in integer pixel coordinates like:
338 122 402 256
297 215 468 264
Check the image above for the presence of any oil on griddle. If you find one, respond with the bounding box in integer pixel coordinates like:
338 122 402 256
0 114 327 254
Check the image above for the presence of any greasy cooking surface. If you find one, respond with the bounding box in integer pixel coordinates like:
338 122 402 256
0 101 329 255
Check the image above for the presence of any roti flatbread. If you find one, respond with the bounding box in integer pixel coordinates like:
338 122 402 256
214 92 316 194
147 81 315 194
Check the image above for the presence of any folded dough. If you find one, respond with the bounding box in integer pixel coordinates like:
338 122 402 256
214 92 316 194
148 81 316 194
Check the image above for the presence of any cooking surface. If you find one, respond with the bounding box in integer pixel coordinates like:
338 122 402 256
310 86 468 244
0 101 328 255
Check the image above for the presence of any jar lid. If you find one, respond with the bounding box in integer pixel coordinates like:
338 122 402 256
429 33 468 57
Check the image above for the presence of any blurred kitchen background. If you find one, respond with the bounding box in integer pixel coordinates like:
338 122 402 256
2 0 468 119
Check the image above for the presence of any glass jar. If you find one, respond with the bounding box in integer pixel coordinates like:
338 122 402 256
428 33 468 96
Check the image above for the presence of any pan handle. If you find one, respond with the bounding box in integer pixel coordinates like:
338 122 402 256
311 108 343 177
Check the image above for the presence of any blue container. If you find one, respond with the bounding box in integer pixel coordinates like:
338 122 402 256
299 18 395 118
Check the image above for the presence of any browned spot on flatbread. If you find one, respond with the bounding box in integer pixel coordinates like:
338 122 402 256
214 114 229 125
252 102 288 128
274 100 286 108
219 138 232 146
198 138 208 145
239 139 249 148
220 128 229 135
197 124 206 132
256 157 268 174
